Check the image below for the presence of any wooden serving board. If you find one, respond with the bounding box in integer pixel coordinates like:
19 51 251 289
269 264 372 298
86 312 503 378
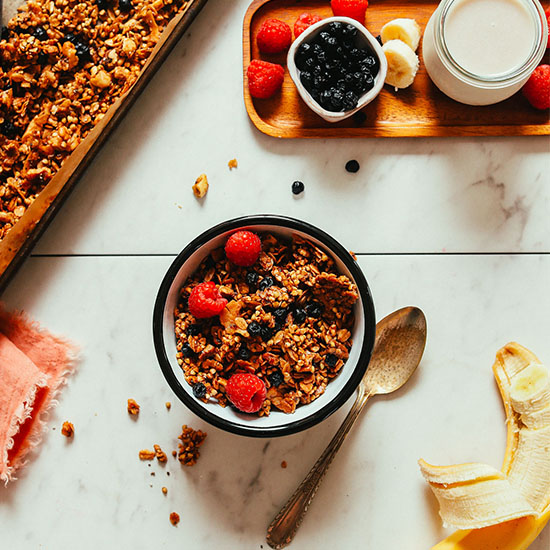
243 0 550 138
0 0 209 293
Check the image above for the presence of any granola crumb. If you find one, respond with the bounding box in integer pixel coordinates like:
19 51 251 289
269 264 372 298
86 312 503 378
165 401 171 410
61 421 74 438
151 472 155 476
172 450 177 458
127 399 140 415
177 425 207 467
154 444 168 463
162 486 168 495
281 461 287 469
169 512 180 526
192 174 209 198
139 449 156 461
228 158 238 170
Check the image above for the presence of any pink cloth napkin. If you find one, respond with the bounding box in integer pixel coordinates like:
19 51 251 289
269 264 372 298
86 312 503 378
0 306 77 484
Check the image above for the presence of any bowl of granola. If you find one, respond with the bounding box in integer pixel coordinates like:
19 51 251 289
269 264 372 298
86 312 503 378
153 215 376 437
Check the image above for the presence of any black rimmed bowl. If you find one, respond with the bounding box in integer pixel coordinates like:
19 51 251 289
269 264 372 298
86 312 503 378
153 215 376 438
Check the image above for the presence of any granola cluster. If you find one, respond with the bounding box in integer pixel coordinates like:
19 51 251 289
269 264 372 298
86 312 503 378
174 234 359 416
0 0 189 238
176 424 206 466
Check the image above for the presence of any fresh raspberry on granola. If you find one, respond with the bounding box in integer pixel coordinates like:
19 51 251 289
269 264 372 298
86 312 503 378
225 230 262 266
522 65 550 110
294 13 323 38
256 18 292 53
247 60 285 99
226 373 267 413
330 0 369 23
188 282 227 319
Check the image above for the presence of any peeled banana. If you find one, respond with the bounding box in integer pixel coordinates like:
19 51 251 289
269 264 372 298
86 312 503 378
420 342 550 550
382 39 419 90
380 18 422 52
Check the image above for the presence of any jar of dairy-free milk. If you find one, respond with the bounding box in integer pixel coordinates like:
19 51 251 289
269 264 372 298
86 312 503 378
423 0 548 105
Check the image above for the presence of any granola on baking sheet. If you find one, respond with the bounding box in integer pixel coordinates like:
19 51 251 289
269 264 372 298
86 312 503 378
174 234 359 416
0 0 190 239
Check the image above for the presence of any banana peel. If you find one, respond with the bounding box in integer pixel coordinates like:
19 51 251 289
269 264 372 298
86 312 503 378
425 343 550 550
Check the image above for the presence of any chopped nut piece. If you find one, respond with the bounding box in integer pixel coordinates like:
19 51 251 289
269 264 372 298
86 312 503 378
162 486 168 495
127 399 140 415
192 174 209 198
154 444 168 463
139 449 156 461
177 425 207 466
61 421 74 438
165 401 171 410
281 461 287 469
169 512 180 526
90 69 112 89
228 158 238 170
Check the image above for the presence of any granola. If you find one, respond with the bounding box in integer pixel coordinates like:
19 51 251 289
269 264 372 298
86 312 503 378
61 420 74 437
174 234 359 416
176 424 206 466
127 398 140 415
0 0 190 239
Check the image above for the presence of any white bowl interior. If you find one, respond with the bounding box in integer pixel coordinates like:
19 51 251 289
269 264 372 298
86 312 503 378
161 224 367 430
287 16 388 123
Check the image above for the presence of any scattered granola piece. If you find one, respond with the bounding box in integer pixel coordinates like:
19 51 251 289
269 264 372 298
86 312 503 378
281 461 287 469
228 158 238 170
172 450 177 458
162 487 168 495
139 449 156 461
169 512 180 526
61 421 74 438
165 402 171 410
177 425 207 466
154 444 168 463
127 398 140 415
192 174 209 198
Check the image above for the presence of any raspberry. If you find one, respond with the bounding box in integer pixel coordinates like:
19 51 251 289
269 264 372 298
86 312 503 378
522 65 550 110
225 230 262 266
294 13 323 38
256 18 292 54
330 0 369 23
188 282 227 319
226 373 267 413
247 60 285 99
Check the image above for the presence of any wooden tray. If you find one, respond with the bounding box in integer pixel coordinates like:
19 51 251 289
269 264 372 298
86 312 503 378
0 0 209 293
243 0 550 138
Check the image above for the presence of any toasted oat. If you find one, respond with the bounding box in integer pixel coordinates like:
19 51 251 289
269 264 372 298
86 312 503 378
154 444 168 463
127 399 140 416
162 486 168 495
169 512 180 526
61 421 74 438
281 461 287 469
139 449 156 461
228 158 238 170
192 174 208 198
165 401 171 410
177 425 207 467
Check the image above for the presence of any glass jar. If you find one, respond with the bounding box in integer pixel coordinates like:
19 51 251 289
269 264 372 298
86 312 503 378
423 0 548 106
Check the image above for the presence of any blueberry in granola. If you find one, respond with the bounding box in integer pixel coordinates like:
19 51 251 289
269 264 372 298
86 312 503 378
192 383 206 399
118 0 133 13
0 121 18 139
237 345 251 361
267 369 284 388
32 26 48 41
305 302 323 319
180 343 194 358
186 324 201 336
259 276 275 291
248 321 262 336
293 308 306 324
246 271 259 287
325 354 338 368
260 325 273 342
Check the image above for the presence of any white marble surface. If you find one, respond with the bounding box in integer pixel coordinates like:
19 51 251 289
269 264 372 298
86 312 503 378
1 0 549 549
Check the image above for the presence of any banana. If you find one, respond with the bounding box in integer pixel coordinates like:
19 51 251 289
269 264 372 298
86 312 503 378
380 18 422 52
420 343 550 550
510 363 550 415
382 40 419 90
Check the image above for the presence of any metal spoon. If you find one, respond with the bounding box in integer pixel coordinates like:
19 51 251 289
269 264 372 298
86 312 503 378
266 306 427 549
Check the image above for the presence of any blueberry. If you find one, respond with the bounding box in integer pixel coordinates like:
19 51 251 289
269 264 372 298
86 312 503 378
316 50 327 64
180 343 194 358
325 354 338 368
375 35 383 46
97 0 109 9
336 79 346 92
259 276 274 291
192 383 206 399
293 308 306 324
38 51 49 65
352 71 367 92
342 24 358 39
32 26 48 41
312 44 324 56
74 40 91 62
319 89 332 109
345 160 360 173
325 58 341 71
312 63 323 77
300 71 313 89
260 325 273 342
273 307 289 321
246 271 259 287
237 345 251 360
343 90 359 110
330 89 344 111
267 369 284 387
304 57 316 70
186 324 201 336
248 321 262 336
296 42 312 60
305 302 323 319
327 21 344 36
64 32 76 44
312 75 324 91
0 120 18 139
292 181 305 195
118 0 133 12
364 74 375 91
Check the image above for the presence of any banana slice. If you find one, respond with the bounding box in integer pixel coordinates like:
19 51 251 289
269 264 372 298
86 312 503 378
382 40 419 90
510 363 550 415
521 403 550 429
380 18 422 51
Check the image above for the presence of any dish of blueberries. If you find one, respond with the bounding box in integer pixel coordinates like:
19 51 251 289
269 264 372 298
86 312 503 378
294 21 381 113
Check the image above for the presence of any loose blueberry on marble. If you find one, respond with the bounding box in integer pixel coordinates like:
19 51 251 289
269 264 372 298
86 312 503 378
345 160 360 173
292 181 305 195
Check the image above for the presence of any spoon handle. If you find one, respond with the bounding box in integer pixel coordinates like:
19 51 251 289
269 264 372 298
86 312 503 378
266 388 372 549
